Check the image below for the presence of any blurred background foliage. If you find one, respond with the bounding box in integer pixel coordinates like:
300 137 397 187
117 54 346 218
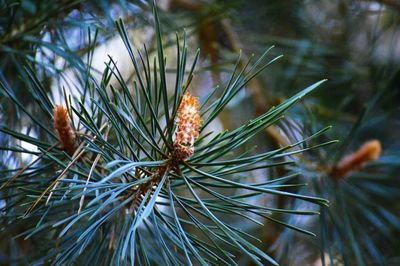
1 0 400 265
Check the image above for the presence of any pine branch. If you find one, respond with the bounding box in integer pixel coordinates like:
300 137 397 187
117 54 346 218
0 2 333 265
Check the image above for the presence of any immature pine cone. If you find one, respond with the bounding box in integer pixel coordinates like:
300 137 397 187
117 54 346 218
54 105 76 156
173 93 201 161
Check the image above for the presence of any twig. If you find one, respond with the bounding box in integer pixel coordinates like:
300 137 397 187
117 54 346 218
1 142 59 190
78 153 101 214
